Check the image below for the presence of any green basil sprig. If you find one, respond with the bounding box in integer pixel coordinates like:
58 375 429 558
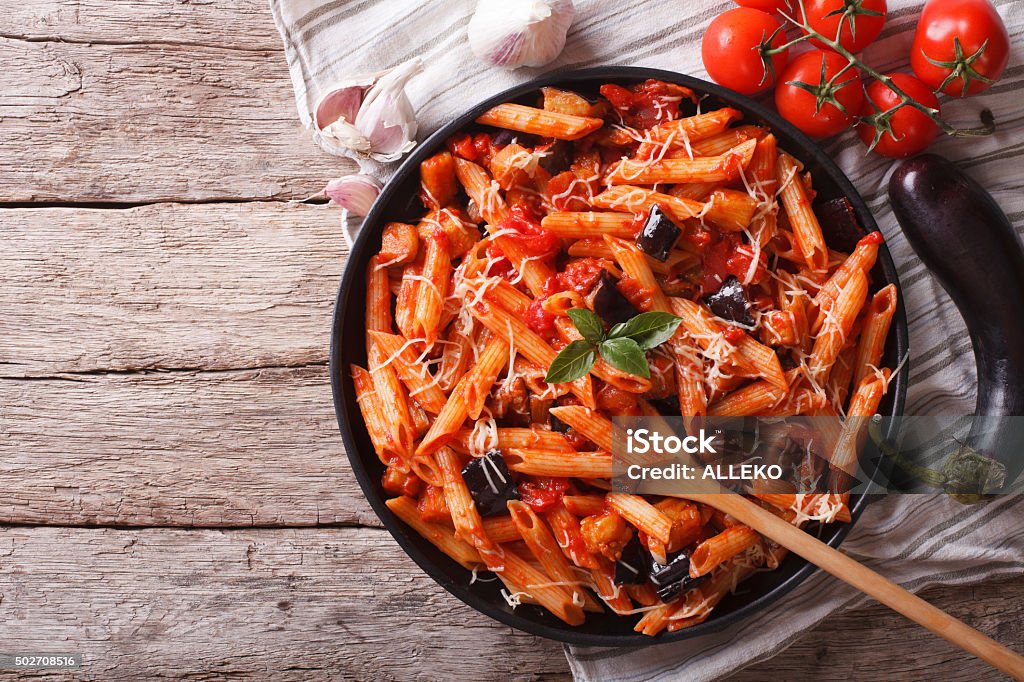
544 309 682 384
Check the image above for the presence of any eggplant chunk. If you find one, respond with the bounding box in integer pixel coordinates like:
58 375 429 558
636 206 681 262
589 269 640 327
703 275 755 328
648 394 682 418
815 196 864 253
614 534 650 585
539 139 573 175
461 449 520 517
890 154 1024 484
649 549 709 602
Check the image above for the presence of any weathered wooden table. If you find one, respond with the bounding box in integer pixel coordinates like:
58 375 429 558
2 2 1020 680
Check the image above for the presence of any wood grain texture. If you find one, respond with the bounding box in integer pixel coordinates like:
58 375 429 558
733 578 1024 681
0 38 353 203
0 525 1018 681
0 1 283 50
1 203 344 377
2 366 381 528
1 1 1020 679
0 526 571 682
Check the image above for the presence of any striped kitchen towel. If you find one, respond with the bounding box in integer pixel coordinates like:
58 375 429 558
269 0 1024 679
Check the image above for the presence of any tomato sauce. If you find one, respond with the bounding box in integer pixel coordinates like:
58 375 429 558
617 273 656 311
861 230 885 246
723 327 747 344
525 298 558 339
498 204 560 261
557 257 607 295
547 171 590 212
596 383 642 416
599 80 696 129
715 150 745 183
702 233 768 293
518 476 571 513
448 132 478 161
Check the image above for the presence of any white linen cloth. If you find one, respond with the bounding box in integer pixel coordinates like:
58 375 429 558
269 0 1024 678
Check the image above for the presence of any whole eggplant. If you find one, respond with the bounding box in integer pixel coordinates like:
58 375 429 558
888 154 1024 486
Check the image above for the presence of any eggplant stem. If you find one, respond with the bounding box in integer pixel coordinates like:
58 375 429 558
867 417 947 489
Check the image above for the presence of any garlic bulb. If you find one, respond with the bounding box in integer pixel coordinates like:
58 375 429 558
312 57 423 163
324 174 382 216
469 0 575 69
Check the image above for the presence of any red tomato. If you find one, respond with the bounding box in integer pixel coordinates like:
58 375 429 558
702 8 789 96
775 50 864 138
734 0 792 13
518 477 570 513
857 73 941 158
802 0 887 53
910 0 1009 97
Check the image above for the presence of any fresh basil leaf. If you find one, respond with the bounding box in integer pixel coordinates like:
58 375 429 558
606 312 682 350
545 340 597 384
598 338 651 378
566 308 605 345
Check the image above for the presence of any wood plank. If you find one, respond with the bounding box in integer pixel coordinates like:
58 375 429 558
734 578 1024 681
0 525 1019 680
0 526 572 681
1 366 382 527
2 203 344 377
0 1 283 50
0 37 352 203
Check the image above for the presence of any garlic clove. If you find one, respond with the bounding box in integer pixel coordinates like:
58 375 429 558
353 57 424 162
322 118 374 154
324 173 383 217
469 0 575 69
314 83 369 132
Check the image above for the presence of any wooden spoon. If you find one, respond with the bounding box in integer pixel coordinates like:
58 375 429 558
674 490 1024 679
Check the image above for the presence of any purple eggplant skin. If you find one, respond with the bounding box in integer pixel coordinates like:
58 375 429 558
889 154 1024 481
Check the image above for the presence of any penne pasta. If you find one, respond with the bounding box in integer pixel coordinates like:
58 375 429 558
777 152 828 271
508 501 600 611
366 255 393 336
591 185 704 225
386 496 480 569
607 138 756 185
411 228 452 345
470 299 595 408
368 331 448 414
809 269 868 383
689 526 760 577
505 448 614 478
367 341 415 461
548 405 614 452
417 334 510 456
477 103 604 140
541 211 635 238
852 284 898 388
606 493 673 544
351 78 900 635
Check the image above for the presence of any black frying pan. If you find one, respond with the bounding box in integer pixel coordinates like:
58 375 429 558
329 67 910 646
